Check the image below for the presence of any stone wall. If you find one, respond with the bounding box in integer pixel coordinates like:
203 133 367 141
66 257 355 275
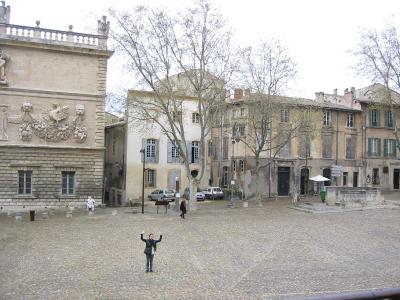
326 186 383 208
0 146 104 210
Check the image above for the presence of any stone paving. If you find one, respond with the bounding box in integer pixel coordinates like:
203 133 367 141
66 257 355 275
0 198 399 300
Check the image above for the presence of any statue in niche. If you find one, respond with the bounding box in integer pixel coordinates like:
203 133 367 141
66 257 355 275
0 106 8 140
73 104 87 143
0 49 9 85
97 16 110 35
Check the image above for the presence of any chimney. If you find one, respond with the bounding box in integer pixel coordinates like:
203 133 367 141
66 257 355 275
315 92 324 102
234 88 243 100
333 89 337 95
344 88 348 94
351 87 355 95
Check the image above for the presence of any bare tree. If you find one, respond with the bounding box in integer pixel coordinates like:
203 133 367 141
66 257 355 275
237 39 298 205
109 1 235 210
355 25 400 148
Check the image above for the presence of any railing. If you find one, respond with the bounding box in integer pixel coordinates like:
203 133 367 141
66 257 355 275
0 23 106 49
292 287 400 300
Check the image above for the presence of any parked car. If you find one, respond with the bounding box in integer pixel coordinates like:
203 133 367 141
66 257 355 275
203 187 224 200
195 192 206 201
148 189 176 202
182 187 205 201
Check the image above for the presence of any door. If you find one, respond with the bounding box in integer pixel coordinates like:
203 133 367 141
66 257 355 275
322 168 331 186
353 172 359 187
278 167 290 196
300 168 309 195
394 169 400 189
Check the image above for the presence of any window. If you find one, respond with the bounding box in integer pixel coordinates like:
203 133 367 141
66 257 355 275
372 168 379 185
238 125 246 136
232 109 238 118
18 170 32 194
172 111 182 122
343 172 348 186
385 110 393 128
368 138 381 157
62 171 75 195
384 139 397 157
171 141 180 159
208 140 213 157
213 111 221 125
233 160 237 172
281 109 289 122
191 141 199 163
240 108 246 117
279 141 290 157
192 112 200 124
323 111 332 126
299 136 311 158
345 135 356 159
222 137 229 160
222 166 229 188
212 137 219 159
322 135 332 159
146 169 156 187
146 139 156 158
346 113 354 128
240 160 245 172
369 109 380 127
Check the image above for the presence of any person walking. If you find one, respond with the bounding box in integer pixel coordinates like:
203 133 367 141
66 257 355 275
180 198 187 219
140 231 162 272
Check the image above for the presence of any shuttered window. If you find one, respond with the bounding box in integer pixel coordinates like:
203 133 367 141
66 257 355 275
62 171 75 195
18 170 32 194
368 138 381 157
384 139 397 157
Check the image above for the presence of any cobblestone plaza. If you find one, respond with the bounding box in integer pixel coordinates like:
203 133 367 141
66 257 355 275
0 199 399 299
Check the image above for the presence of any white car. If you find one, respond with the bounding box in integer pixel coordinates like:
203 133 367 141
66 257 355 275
195 192 206 201
203 187 224 200
148 189 176 202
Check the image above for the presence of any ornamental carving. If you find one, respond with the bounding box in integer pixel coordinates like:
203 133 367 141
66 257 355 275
0 49 9 86
11 102 88 143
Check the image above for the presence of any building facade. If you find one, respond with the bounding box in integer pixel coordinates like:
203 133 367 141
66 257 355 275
124 90 211 201
209 85 400 198
0 2 112 210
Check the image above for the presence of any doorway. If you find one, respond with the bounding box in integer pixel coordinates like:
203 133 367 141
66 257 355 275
300 168 309 195
278 167 290 196
353 172 359 187
322 168 331 186
394 169 400 189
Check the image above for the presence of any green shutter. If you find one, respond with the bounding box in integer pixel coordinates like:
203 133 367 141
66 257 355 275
377 139 381 156
368 110 372 127
384 111 388 127
376 111 381 127
393 140 397 158
368 138 372 156
384 139 388 157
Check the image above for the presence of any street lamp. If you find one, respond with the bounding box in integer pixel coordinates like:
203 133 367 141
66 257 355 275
140 148 146 214
230 124 241 207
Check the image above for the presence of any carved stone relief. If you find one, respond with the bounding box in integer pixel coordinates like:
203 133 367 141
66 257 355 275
0 49 9 86
7 102 88 143
0 105 8 140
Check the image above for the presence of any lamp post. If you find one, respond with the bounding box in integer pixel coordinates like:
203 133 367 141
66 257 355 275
140 148 146 214
230 124 241 207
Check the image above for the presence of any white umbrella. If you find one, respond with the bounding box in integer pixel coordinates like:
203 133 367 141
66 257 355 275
309 175 330 182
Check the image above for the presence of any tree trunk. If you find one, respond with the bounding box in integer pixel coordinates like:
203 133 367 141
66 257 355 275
255 155 263 207
189 178 198 211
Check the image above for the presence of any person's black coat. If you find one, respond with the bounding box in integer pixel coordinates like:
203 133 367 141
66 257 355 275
180 200 187 214
141 234 162 255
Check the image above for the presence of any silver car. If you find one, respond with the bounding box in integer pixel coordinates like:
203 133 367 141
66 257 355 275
148 189 175 202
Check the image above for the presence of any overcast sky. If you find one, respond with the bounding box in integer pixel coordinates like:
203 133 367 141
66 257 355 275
7 0 400 99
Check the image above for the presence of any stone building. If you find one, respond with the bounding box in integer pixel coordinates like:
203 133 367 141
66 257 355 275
0 2 113 210
209 85 400 198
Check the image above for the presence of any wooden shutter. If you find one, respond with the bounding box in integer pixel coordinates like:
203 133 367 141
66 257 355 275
153 170 157 187
376 111 381 127
384 111 388 127
154 140 160 163
394 140 397 157
187 141 192 164
368 138 372 156
377 139 381 156
141 138 146 162
368 110 372 127
167 140 172 163
383 139 388 157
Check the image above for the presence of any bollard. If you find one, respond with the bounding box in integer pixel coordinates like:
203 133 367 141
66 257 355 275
111 210 118 216
66 211 72 218
15 212 22 222
41 211 49 220
29 210 35 222
88 211 94 216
